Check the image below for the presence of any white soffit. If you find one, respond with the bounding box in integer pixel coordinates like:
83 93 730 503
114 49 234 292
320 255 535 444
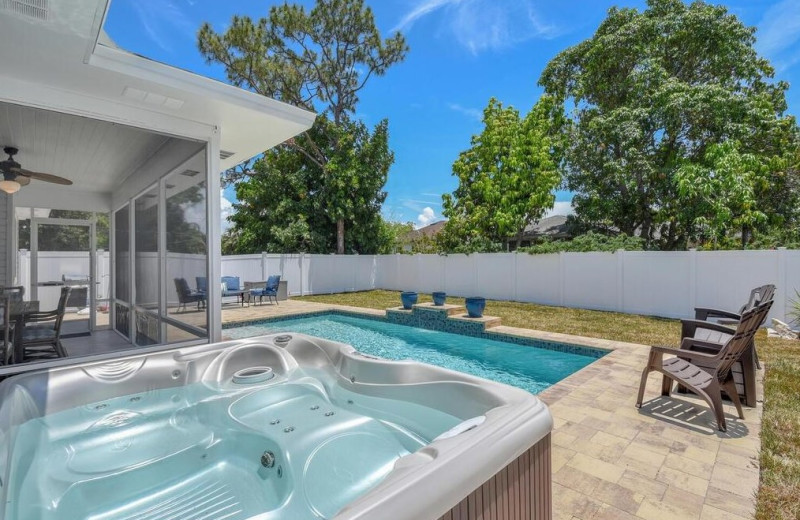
0 0 317 170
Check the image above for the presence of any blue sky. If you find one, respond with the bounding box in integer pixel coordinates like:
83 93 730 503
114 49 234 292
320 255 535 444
105 0 800 230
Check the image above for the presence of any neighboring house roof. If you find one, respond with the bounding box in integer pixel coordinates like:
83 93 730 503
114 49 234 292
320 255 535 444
522 215 571 239
409 221 446 239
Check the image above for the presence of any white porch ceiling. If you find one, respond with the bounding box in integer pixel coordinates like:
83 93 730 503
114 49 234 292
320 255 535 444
0 101 171 192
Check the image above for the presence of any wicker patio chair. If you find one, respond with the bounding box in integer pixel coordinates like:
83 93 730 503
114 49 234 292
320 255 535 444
636 300 772 431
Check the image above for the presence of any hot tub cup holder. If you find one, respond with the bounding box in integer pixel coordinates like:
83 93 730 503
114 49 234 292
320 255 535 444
232 366 275 385
273 335 292 347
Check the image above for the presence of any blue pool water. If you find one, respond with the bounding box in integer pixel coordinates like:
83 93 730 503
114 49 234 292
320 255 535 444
226 314 598 394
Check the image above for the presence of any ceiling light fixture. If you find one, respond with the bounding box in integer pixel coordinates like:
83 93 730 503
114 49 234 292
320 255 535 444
0 179 21 194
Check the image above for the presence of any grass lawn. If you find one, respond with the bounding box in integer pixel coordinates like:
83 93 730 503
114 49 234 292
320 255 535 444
295 289 800 519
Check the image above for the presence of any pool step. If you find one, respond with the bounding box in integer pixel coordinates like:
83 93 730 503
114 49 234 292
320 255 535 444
385 302 503 333
412 302 466 316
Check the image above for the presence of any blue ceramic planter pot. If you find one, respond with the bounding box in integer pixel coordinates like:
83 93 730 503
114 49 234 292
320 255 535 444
465 297 486 318
432 291 447 306
400 291 418 310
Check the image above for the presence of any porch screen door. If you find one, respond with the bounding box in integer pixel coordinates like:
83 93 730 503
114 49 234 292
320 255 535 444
31 219 96 336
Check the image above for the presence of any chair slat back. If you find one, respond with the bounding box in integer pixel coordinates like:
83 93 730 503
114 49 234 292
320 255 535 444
52 286 71 334
0 296 10 365
0 286 24 304
716 300 772 380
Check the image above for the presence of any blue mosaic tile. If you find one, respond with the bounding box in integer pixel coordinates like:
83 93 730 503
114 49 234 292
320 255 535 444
224 307 609 360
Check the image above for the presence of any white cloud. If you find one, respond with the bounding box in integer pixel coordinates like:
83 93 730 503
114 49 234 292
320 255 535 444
220 190 235 233
543 200 575 219
417 207 437 228
448 103 482 121
757 0 800 71
394 0 559 54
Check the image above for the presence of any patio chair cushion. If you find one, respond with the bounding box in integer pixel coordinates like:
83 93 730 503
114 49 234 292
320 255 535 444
22 324 56 342
221 277 241 291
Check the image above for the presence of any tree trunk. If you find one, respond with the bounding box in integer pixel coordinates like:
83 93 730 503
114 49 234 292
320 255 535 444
337 218 345 254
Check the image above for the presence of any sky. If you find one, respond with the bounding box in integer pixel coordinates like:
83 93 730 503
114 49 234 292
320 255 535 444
104 0 800 231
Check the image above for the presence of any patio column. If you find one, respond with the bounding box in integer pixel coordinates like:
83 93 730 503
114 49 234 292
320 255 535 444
206 127 222 342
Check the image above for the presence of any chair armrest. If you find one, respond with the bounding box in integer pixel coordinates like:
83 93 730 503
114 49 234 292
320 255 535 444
649 343 719 363
694 307 741 321
680 319 736 340
677 338 724 359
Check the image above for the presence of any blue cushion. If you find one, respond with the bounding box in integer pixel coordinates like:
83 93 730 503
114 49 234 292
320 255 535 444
221 276 240 291
23 325 56 342
196 277 208 293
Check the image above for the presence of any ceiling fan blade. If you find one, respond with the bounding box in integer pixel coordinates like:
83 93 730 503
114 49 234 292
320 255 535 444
13 168 73 185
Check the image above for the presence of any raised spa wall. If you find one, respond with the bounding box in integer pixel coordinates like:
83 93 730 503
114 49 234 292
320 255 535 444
438 434 552 520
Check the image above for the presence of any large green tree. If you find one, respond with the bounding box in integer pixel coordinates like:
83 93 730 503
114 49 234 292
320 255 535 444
198 0 408 253
439 96 562 252
539 0 799 250
222 116 393 254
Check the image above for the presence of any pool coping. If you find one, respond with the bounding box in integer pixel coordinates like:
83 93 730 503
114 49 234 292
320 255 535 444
222 307 611 360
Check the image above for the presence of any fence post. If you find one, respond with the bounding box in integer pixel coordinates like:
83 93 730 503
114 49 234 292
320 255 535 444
513 252 518 302
777 247 787 322
688 248 697 317
261 252 268 281
616 249 625 313
558 252 565 306
299 252 305 296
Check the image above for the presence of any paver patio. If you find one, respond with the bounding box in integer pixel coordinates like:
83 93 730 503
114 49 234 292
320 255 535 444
217 300 762 520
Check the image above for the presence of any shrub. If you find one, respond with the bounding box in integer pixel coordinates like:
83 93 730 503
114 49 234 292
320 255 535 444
521 232 646 254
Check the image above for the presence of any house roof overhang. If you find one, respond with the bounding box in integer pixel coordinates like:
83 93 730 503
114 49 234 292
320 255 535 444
0 0 316 180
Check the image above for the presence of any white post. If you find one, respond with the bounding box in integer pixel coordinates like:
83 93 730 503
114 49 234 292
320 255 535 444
300 252 305 296
777 247 787 322
513 252 519 302
261 252 268 281
688 248 697 317
616 249 625 313
206 127 222 343
558 252 566 307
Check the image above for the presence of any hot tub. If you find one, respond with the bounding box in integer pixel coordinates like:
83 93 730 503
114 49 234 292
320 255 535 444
0 333 553 519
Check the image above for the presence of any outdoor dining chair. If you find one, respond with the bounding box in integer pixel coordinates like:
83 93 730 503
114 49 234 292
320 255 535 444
19 286 71 362
636 300 771 432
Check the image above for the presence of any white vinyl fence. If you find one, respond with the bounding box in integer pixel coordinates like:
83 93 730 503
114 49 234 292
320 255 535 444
18 249 800 323
222 250 800 323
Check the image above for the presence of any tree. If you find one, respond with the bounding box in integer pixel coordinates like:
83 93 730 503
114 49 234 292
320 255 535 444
439 97 562 252
539 0 799 250
198 0 408 253
222 116 393 254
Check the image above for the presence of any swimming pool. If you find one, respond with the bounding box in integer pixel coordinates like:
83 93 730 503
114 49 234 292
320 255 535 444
225 313 602 394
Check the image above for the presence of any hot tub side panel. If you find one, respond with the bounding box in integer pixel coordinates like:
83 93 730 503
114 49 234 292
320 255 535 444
437 433 551 520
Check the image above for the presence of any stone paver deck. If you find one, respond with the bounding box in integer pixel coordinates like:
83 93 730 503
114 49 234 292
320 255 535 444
220 301 762 520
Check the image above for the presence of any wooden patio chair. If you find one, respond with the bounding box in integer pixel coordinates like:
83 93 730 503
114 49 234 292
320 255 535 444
20 286 71 362
636 301 771 431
